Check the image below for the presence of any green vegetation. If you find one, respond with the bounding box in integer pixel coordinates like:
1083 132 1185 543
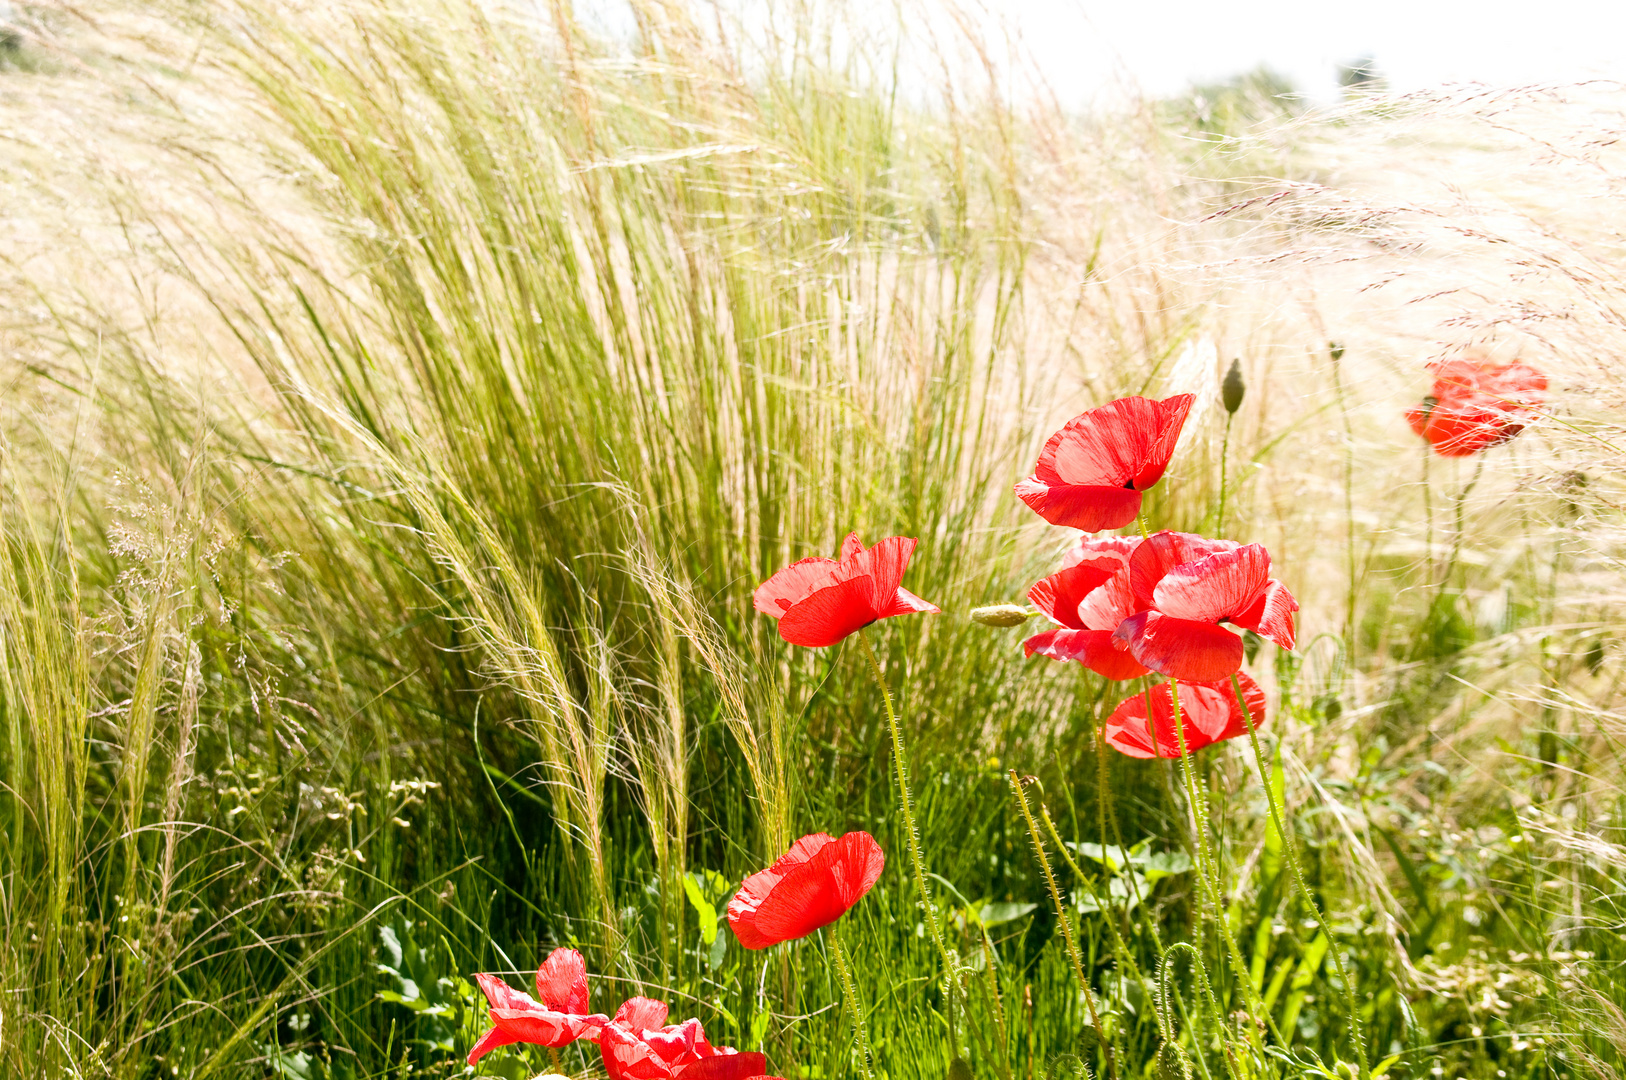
0 2 1622 1078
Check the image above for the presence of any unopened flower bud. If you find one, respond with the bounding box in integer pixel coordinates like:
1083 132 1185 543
1329 340 1345 363
970 604 1032 627
1221 358 1245 414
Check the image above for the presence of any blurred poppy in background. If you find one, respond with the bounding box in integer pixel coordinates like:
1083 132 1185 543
754 534 938 647
1407 355 1547 457
1014 394 1195 532
1103 672 1268 758
727 831 885 949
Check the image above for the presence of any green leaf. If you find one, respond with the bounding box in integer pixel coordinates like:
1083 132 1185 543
977 901 1037 927
683 872 719 944
1369 1053 1402 1080
1139 851 1192 882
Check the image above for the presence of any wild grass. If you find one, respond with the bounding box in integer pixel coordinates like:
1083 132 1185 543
1 2 1624 1078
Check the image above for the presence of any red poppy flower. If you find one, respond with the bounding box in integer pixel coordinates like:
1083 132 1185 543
1406 355 1547 457
1060 534 1142 574
1014 395 1195 532
468 947 611 1066
1111 532 1297 683
754 533 939 648
1103 672 1268 758
1023 559 1150 681
727 831 885 949
598 998 774 1080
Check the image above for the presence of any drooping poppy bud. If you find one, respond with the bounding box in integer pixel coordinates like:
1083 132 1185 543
971 604 1033 627
754 534 939 647
1221 358 1245 415
727 832 884 949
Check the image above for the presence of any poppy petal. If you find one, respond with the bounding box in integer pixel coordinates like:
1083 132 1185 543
1127 532 1240 608
1027 562 1118 630
1080 632 1152 680
728 834 836 949
1212 672 1270 742
753 558 839 616
488 1007 607 1047
1132 394 1196 490
728 832 883 949
1231 579 1298 650
1061 534 1143 574
1151 544 1272 624
777 576 880 647
536 947 591 1014
885 585 940 616
839 532 866 562
1024 627 1088 661
678 1054 771 1080
476 972 540 1012
468 1023 524 1066
615 997 671 1032
1039 396 1183 487
1117 611 1246 683
1075 567 1141 632
1100 675 1263 759
1013 477 1143 532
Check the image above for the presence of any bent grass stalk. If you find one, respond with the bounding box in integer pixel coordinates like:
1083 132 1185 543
1232 673 1368 1079
1009 770 1116 1080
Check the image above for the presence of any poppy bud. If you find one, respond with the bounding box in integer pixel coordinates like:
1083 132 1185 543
948 1058 974 1080
1221 359 1245 415
1329 340 1345 363
971 604 1032 627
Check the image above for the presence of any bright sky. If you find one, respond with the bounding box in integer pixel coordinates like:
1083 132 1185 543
577 0 1626 106
964 0 1626 104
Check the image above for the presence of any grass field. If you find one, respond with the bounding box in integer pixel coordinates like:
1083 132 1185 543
2 3 1625 1078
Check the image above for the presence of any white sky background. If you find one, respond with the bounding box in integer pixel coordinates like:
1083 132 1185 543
574 0 1626 106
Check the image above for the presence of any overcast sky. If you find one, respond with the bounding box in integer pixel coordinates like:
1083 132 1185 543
578 0 1626 106
1003 0 1626 104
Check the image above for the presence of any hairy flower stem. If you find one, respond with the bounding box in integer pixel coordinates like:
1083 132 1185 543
1040 801 1169 1044
830 933 875 1080
1233 673 1368 1079
856 631 953 977
1168 681 1280 1050
1009 771 1116 1080
1217 412 1232 535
